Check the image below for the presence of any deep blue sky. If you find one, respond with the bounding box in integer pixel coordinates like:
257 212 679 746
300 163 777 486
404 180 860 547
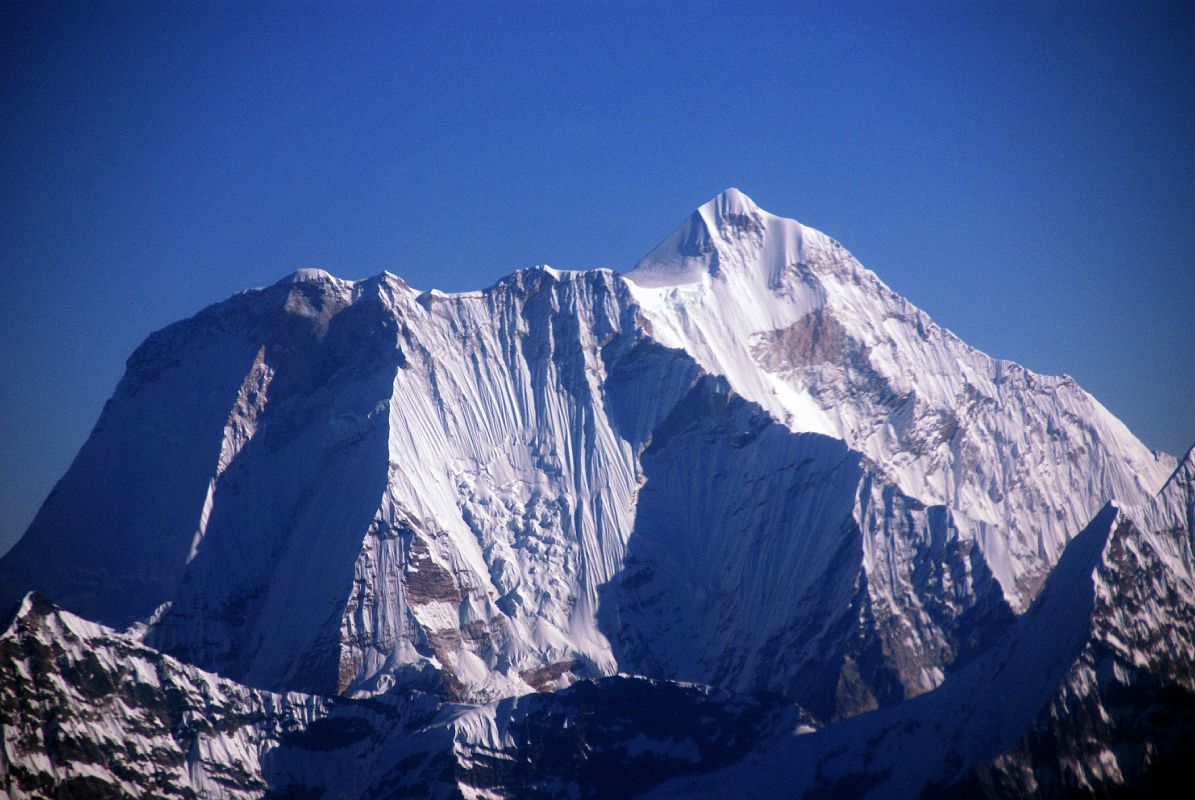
2 1 1193 556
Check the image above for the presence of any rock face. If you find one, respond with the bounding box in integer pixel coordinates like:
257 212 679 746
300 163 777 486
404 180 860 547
949 450 1195 798
0 594 797 800
0 190 1189 798
0 593 446 800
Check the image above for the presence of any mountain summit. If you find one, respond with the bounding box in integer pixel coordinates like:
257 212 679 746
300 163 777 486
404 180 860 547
1 192 1189 799
628 187 800 287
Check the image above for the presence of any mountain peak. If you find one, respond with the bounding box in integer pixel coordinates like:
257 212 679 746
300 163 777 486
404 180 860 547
626 187 805 288
699 187 760 224
625 188 767 287
274 267 339 286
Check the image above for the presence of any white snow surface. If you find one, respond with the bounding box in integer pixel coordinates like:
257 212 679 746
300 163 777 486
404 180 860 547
0 189 1177 711
626 189 1173 602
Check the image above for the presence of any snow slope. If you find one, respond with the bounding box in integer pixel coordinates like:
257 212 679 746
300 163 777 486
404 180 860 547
644 448 1195 799
6 452 1191 798
0 190 1175 719
626 188 1174 605
0 189 1190 799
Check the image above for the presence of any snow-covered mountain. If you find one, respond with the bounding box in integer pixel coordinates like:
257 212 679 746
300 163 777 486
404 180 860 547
644 447 1195 799
1 189 1188 798
3 460 1190 799
625 189 1172 601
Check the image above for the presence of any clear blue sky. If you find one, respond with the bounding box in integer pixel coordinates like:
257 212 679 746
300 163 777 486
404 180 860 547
2 0 1193 556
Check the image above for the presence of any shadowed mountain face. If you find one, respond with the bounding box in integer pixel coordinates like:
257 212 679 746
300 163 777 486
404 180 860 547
1 191 1189 798
643 458 1195 799
601 372 1014 722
